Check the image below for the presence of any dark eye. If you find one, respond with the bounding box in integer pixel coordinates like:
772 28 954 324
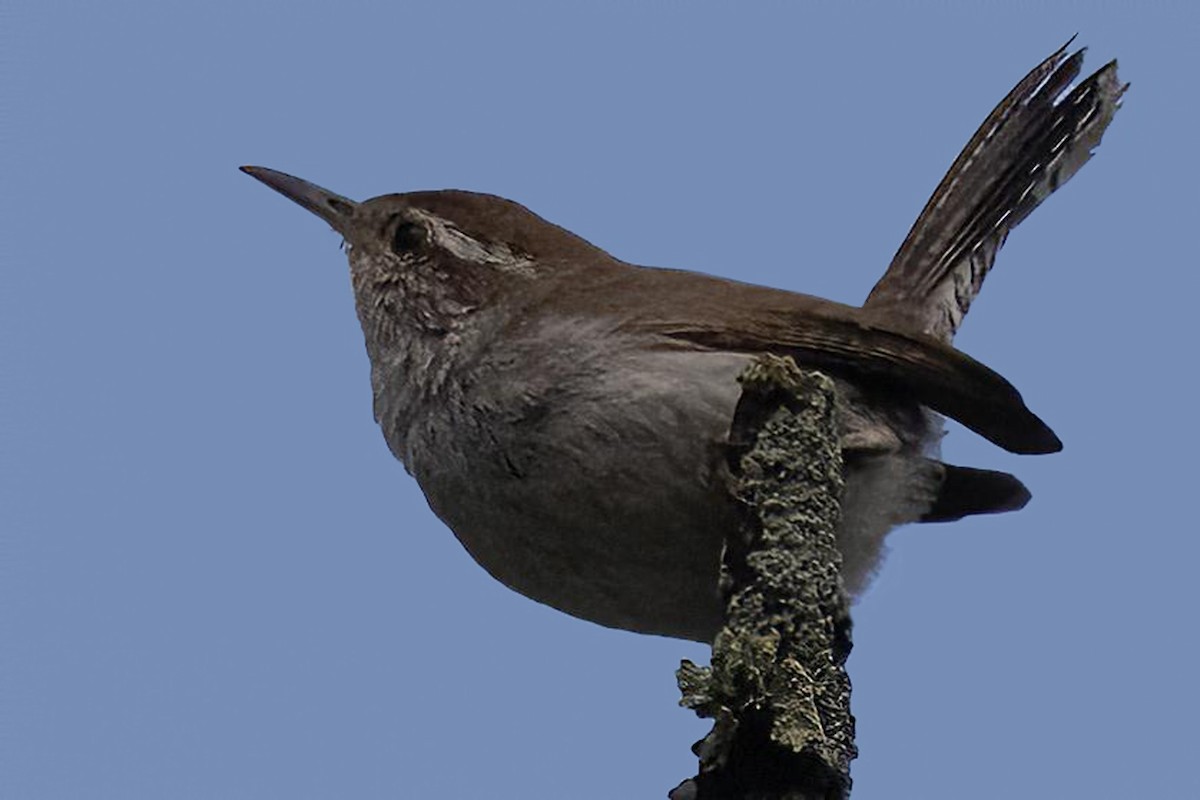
391 221 425 254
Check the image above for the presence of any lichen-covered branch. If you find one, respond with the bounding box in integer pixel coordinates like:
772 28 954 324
673 356 855 800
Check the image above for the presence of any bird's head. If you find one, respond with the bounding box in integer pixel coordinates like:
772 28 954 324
240 166 604 342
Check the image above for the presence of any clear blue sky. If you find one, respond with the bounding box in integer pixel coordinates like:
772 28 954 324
3 3 1196 798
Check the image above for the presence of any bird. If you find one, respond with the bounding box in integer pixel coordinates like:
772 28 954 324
241 40 1125 642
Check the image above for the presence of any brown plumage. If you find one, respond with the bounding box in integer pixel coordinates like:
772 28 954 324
240 40 1125 640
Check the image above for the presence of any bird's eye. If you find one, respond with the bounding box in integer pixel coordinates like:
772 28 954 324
391 221 425 255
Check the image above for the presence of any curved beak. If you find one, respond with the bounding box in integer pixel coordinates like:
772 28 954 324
239 166 358 236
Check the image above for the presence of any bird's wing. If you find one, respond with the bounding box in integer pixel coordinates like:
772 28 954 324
611 270 1061 455
864 39 1126 341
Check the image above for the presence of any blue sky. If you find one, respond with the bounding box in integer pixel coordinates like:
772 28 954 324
4 3 1197 798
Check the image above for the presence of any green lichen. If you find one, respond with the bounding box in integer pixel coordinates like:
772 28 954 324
676 357 855 800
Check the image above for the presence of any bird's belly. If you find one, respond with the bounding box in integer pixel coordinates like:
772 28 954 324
403 348 933 641
405 349 748 640
432 469 737 641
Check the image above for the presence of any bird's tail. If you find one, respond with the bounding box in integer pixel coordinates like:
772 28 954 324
864 39 1127 342
920 462 1031 522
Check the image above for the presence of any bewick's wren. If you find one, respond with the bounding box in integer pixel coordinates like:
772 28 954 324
242 42 1124 641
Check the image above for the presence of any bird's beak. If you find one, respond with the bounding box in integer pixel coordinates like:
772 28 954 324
239 166 359 236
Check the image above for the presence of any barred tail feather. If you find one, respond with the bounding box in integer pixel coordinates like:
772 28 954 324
865 40 1127 341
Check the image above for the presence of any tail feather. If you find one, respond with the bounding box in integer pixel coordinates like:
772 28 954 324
920 463 1032 523
865 40 1127 341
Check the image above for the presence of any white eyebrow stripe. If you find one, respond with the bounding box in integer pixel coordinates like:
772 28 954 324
412 209 537 277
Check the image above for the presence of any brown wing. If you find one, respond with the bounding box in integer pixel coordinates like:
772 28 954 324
594 268 1062 455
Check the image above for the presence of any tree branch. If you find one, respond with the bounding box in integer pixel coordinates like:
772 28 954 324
674 356 856 800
